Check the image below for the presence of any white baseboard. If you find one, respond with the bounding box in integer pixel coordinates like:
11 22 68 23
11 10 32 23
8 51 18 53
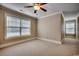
0 37 62 48
0 37 37 48
38 37 62 44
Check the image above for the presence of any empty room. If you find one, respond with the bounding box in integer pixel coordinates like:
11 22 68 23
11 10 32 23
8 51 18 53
0 3 79 56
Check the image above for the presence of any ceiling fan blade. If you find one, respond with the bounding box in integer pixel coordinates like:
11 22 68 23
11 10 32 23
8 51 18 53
34 10 37 13
40 7 47 12
24 6 33 8
40 3 47 5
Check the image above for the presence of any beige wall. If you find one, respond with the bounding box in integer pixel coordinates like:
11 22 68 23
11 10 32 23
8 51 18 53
0 7 4 43
77 16 79 40
0 6 37 44
38 13 63 42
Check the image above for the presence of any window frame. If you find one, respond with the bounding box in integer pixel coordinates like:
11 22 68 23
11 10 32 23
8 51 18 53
65 20 76 36
5 15 31 39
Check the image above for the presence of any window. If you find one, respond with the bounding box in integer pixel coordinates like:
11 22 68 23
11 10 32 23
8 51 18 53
6 16 31 38
21 19 31 35
6 16 20 38
65 20 76 34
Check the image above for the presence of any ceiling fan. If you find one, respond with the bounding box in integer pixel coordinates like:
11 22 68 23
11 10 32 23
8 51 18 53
24 3 47 13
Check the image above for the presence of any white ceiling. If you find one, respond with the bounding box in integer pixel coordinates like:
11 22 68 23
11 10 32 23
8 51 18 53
1 3 79 18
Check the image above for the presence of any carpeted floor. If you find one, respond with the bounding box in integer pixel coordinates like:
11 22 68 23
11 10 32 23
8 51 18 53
0 39 79 56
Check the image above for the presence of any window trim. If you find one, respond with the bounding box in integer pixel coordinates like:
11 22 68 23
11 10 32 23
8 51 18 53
5 15 31 39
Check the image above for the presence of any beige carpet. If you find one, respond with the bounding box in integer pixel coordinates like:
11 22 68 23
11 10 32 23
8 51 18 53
0 39 79 56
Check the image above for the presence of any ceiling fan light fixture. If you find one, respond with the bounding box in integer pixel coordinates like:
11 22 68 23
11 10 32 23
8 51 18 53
24 3 47 13
34 5 40 10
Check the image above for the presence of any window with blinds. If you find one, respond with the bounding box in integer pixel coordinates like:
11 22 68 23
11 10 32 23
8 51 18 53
6 16 31 38
65 20 76 35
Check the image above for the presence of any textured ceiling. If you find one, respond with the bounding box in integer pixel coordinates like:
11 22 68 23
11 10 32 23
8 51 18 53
1 3 79 18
